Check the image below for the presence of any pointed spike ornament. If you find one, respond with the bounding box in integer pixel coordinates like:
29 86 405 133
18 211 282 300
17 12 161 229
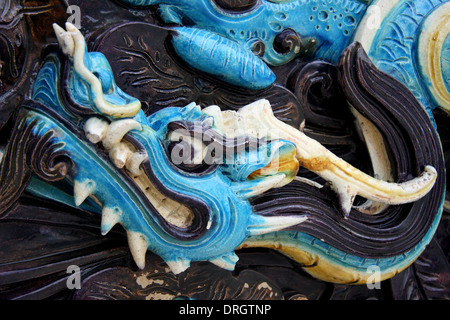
209 252 239 270
166 258 191 275
101 207 122 235
73 179 96 206
247 214 308 236
335 187 357 218
127 231 148 270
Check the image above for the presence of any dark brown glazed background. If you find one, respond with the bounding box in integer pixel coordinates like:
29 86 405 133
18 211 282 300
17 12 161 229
0 0 448 300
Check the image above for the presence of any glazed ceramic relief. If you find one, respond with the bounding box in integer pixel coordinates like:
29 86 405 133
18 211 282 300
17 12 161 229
0 0 448 300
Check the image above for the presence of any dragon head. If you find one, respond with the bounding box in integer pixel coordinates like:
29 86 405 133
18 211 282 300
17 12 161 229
28 23 307 274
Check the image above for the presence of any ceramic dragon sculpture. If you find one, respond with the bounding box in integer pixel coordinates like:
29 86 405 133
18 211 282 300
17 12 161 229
119 0 450 120
0 22 443 285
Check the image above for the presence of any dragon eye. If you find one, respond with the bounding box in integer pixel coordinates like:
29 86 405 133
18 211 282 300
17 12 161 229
212 0 258 12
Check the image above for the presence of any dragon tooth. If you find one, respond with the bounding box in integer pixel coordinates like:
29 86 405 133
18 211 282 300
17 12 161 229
127 231 148 270
247 214 308 236
102 119 142 150
101 207 122 235
73 179 96 206
126 152 149 176
165 258 190 275
209 252 239 271
333 185 357 218
84 117 109 144
109 142 133 169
